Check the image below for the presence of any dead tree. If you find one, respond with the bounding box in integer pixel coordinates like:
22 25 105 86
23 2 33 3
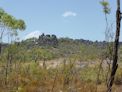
107 0 121 92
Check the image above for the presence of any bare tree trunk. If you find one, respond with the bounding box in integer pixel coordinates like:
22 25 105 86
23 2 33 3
0 43 2 55
0 28 5 54
107 0 121 92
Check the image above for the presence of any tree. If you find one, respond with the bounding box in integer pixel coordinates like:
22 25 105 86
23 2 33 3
0 8 26 86
107 0 121 92
100 0 122 91
0 8 26 54
0 9 6 54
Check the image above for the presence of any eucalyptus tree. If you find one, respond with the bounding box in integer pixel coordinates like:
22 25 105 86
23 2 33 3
0 8 26 53
0 9 6 54
0 8 26 87
107 0 121 92
101 0 122 92
1 11 26 66
100 0 113 84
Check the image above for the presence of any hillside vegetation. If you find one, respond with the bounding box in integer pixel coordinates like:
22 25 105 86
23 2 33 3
0 33 122 92
0 1 122 91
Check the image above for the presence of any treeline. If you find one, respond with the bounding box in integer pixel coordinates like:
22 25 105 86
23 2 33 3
0 33 116 63
21 33 108 48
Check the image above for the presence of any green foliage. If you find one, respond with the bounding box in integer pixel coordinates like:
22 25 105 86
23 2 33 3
30 47 56 61
69 44 101 61
100 1 111 14
0 8 26 36
16 19 26 30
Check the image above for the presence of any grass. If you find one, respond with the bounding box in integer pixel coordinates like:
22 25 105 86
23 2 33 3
0 59 122 92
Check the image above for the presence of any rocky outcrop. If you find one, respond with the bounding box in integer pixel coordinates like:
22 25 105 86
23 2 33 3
38 33 58 47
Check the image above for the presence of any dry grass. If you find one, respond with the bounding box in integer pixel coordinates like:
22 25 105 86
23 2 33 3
0 60 122 92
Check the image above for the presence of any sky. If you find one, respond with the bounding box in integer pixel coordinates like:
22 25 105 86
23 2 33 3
0 0 120 41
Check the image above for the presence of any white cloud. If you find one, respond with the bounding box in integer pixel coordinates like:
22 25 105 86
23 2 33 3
62 11 77 17
24 30 42 40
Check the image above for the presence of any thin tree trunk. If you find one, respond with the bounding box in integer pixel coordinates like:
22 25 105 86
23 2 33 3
107 0 121 92
0 28 5 54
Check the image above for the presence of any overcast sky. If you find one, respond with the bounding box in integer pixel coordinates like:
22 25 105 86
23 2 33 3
0 0 121 41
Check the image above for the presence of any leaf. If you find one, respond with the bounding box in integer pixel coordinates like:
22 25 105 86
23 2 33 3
100 1 111 14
